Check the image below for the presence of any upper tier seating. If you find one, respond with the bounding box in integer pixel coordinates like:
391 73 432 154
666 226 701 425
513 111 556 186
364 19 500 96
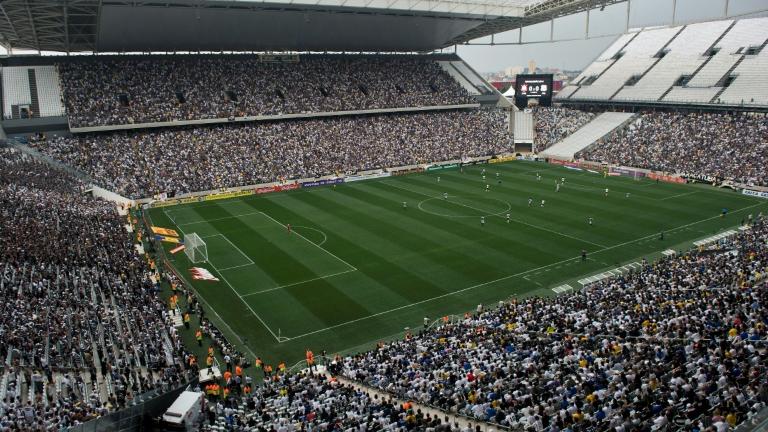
57 56 475 128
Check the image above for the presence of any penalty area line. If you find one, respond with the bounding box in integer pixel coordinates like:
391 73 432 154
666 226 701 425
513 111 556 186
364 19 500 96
173 224 283 343
241 268 358 296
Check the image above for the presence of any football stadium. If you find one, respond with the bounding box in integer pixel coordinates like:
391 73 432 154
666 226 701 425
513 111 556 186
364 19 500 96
1 0 768 430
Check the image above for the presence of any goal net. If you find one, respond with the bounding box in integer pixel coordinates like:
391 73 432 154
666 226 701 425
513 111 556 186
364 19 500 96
184 233 208 263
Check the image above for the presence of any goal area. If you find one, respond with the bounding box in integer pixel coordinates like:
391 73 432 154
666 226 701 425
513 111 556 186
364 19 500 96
184 233 208 263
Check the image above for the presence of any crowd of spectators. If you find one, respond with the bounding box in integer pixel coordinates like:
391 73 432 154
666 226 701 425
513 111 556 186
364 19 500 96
198 371 467 431
58 56 475 127
534 107 596 152
0 147 192 430
33 110 511 198
578 111 768 186
338 219 768 431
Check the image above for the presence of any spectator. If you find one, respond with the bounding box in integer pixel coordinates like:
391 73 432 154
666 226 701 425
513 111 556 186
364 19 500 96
534 107 596 152
58 56 475 127
578 111 768 186
32 110 511 198
0 147 192 430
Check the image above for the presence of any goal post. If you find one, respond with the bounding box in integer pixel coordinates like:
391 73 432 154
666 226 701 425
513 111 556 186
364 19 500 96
184 233 208 263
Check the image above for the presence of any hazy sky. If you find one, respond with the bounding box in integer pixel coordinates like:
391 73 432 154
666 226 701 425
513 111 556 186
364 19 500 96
453 0 768 73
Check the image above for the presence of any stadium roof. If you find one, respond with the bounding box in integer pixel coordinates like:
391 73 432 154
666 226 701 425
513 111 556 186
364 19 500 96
0 0 623 53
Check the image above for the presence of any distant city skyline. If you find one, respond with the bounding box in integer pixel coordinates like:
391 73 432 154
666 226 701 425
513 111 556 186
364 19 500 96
453 0 768 73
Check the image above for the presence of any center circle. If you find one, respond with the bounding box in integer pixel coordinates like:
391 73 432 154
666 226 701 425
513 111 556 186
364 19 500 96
418 196 511 218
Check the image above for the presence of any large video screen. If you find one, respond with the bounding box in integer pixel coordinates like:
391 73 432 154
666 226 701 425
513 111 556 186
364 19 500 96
516 75 552 98
514 74 553 109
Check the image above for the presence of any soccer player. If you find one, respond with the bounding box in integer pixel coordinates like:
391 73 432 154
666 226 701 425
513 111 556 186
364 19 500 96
482 175 486 181
581 249 587 261
540 199 546 207
402 201 407 209
481 168 486 176
556 183 560 192
287 223 291 233
437 176 440 183
604 188 609 197
625 192 630 198
485 184 490 192
721 208 728 218
480 216 485 226
496 172 500 178
561 177 565 183
536 173 541 181
528 197 533 207
588 217 593 226
443 192 448 200
506 213 511 223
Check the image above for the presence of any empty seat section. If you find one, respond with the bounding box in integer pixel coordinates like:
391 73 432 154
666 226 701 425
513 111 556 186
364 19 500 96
616 20 731 101
573 26 681 100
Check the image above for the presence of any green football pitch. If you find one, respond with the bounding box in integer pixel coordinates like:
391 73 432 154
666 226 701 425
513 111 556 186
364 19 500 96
147 160 767 365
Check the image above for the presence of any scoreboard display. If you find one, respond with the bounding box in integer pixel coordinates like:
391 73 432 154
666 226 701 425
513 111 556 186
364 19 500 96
514 74 553 109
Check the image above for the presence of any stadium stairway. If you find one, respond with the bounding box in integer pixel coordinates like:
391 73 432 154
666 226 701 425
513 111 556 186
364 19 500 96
539 111 636 160
26 69 40 118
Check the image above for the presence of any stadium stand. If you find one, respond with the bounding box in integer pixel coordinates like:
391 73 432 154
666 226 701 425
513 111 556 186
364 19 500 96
31 110 511 199
3 4 768 430
539 111 635 160
561 32 638 98
570 26 682 100
718 47 768 106
56 56 476 128
2 67 32 119
513 110 534 144
577 111 768 186
614 20 732 102
666 18 768 104
532 107 596 152
32 66 66 118
2 66 67 119
0 147 193 429
559 17 768 106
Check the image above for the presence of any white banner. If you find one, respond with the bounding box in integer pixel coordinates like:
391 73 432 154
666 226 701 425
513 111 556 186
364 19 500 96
742 189 768 199
346 172 392 183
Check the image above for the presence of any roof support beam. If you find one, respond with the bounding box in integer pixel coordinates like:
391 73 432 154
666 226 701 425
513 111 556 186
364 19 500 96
64 0 70 53
25 0 40 51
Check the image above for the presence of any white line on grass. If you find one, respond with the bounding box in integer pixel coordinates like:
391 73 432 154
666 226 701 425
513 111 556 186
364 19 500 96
258 212 358 271
277 200 765 342
177 211 262 226
522 275 543 287
659 191 698 201
218 263 256 271
384 181 609 249
291 226 329 246
209 234 255 266
174 225 283 343
242 269 358 296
